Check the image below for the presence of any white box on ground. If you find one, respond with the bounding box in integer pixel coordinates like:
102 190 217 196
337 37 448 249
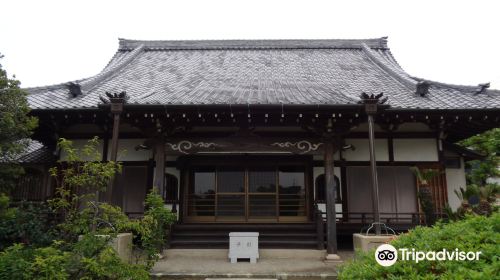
228 232 259 263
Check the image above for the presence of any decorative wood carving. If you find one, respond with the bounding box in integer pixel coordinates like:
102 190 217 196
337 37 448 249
164 137 324 155
165 141 223 154
270 141 323 154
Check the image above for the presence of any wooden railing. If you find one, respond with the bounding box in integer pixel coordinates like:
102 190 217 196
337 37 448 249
314 205 448 225
186 193 307 218
313 204 449 249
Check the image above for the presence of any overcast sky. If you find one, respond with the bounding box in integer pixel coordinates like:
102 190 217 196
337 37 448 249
1 0 499 89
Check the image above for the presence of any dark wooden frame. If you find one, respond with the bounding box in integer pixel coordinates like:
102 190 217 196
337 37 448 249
180 155 313 223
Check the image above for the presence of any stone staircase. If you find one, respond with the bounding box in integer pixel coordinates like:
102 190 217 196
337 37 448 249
169 223 319 249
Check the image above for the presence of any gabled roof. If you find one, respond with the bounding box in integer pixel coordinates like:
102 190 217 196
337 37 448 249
26 37 500 110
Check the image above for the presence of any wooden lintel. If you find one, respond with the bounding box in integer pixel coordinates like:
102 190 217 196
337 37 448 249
164 136 325 155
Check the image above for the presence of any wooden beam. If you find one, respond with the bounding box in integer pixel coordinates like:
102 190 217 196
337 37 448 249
360 92 388 235
367 114 381 235
164 136 324 155
324 139 338 255
105 99 124 203
153 138 166 193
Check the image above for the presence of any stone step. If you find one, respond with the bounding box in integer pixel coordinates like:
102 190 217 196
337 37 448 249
150 273 337 280
170 223 319 249
162 249 327 259
170 239 317 247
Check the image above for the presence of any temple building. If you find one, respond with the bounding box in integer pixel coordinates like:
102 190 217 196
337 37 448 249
21 37 499 255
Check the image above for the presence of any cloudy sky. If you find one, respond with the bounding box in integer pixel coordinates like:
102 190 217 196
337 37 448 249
1 0 499 89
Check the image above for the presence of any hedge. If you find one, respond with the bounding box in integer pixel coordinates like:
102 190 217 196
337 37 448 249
339 212 500 279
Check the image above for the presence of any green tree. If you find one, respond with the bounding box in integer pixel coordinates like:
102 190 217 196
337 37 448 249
0 53 38 194
48 137 121 239
460 128 500 185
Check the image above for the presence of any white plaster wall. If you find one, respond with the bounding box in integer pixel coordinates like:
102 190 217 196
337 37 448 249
108 139 152 161
343 139 389 161
445 158 467 211
317 203 343 217
393 139 438 161
59 139 103 161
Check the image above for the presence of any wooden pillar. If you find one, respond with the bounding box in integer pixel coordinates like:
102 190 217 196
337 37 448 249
153 139 165 194
324 138 338 256
359 92 388 235
105 97 125 203
367 113 381 235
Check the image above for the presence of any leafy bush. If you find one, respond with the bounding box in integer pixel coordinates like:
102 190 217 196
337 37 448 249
129 189 176 266
51 188 175 269
69 234 149 280
0 236 149 280
339 212 500 279
0 197 57 250
0 244 33 279
459 128 500 186
59 201 132 238
0 138 176 278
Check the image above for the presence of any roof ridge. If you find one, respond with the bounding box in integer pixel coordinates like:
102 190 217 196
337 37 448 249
118 37 389 50
25 45 145 95
361 43 417 90
79 44 145 93
24 78 86 93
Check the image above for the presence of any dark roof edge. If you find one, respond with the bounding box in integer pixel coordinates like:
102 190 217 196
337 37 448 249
118 37 389 50
443 142 485 161
410 76 500 94
29 104 500 112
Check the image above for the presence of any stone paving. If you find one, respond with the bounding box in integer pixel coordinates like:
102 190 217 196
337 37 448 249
151 249 355 280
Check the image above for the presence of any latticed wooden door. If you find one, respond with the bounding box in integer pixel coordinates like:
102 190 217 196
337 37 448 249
415 164 448 214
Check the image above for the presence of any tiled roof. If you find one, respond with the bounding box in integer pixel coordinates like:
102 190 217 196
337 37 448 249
1 140 54 164
26 37 500 110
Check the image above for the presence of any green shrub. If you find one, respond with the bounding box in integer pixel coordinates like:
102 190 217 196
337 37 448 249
126 189 176 267
59 201 133 239
69 234 149 280
0 236 150 280
0 198 56 250
0 244 34 279
339 212 500 279
31 246 71 279
0 138 176 278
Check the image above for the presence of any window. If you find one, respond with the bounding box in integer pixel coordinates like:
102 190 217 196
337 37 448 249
315 174 341 203
186 163 309 220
